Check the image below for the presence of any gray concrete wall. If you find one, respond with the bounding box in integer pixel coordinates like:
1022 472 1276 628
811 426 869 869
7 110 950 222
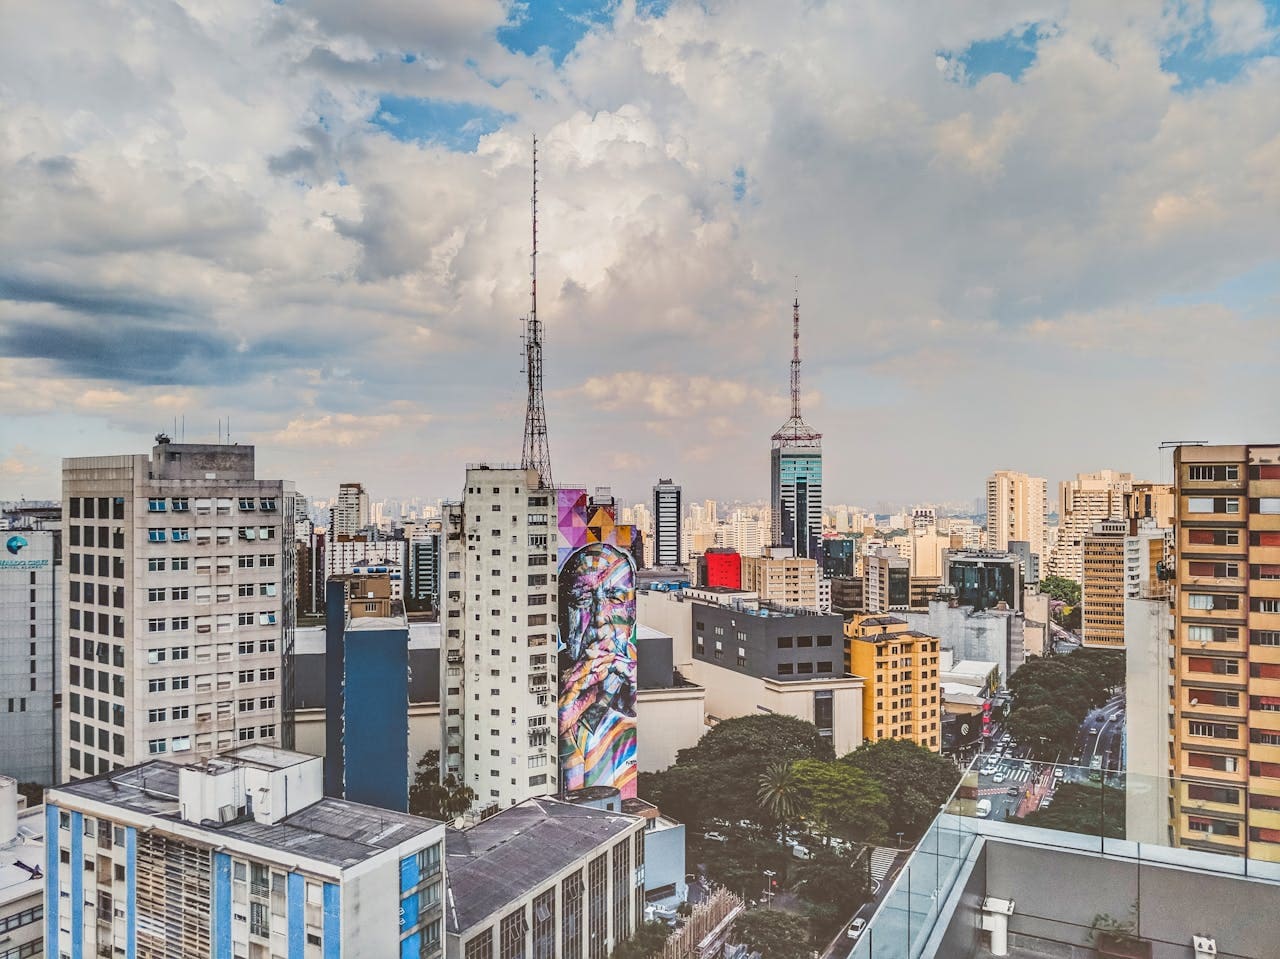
693 603 843 681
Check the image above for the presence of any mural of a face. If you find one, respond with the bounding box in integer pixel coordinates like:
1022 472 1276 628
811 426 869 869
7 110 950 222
558 542 638 797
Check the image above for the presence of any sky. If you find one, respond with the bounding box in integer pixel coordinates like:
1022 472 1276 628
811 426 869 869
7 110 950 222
2 0 1279 509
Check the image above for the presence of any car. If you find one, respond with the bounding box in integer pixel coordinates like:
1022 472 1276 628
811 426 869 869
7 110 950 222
703 831 728 843
992 773 1006 784
975 799 992 818
1039 797 1052 809
736 819 757 831
847 918 867 939
1089 727 1099 735
1053 768 1064 778
1021 761 1033 770
790 843 812 860
1006 786 1019 796
980 765 997 776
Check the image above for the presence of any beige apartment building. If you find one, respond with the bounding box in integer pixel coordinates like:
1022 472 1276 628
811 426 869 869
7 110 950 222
740 546 819 610
1171 444 1280 863
1081 519 1128 647
985 471 1048 560
1048 470 1133 583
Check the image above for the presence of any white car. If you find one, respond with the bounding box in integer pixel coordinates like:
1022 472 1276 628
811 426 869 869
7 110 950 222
847 918 867 939
992 773 1006 784
1053 768 1064 778
790 843 812 860
703 831 728 843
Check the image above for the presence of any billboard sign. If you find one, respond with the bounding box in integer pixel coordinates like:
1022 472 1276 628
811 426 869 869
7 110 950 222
557 489 639 798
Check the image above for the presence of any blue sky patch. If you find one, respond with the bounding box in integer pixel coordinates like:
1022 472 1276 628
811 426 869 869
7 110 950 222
947 23 1041 84
372 96 512 151
499 0 617 65
731 166 746 201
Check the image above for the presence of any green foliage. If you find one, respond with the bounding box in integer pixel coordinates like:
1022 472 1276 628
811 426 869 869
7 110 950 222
1005 704 1080 758
408 750 476 821
1006 651 1122 757
793 846 871 942
1039 575 1082 607
732 909 813 959
701 835 789 900
610 921 672 959
758 762 803 833
1021 783 1125 839
641 715 834 828
790 759 889 844
840 739 961 841
1068 648 1126 690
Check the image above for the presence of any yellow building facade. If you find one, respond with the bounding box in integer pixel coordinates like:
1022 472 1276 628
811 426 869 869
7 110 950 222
844 614 942 751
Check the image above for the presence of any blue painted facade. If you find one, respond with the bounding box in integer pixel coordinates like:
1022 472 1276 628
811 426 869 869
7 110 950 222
326 578 410 811
322 883 341 959
44 804 58 958
71 811 83 959
126 827 137 959
213 851 232 959
287 871 305 958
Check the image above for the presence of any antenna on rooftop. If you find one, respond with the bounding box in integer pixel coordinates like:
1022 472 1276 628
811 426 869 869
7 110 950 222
520 134 554 488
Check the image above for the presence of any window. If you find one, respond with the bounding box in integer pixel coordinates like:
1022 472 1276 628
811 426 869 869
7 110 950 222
171 735 191 752
238 612 255 626
238 584 255 597
1188 625 1238 643
238 670 255 684
148 678 166 693
1258 498 1280 515
1254 598 1280 614
259 611 277 626
1187 593 1239 611
170 646 190 660
147 649 166 664
259 696 276 710
147 739 167 754
258 554 275 568
777 663 794 676
238 497 256 510
1186 817 1240 837
172 556 189 571
1188 465 1239 481
1187 721 1237 739
171 497 189 511
259 668 276 682
148 529 166 542
147 618 166 632
1187 656 1239 675
171 528 190 541
238 727 256 741
1186 496 1240 514
147 497 167 512
148 708 166 723
1252 631 1280 647
172 704 189 720
777 637 793 649
172 675 190 690
259 639 275 653
148 557 166 572
1189 562 1239 578
1188 528 1240 546
171 617 189 631
238 555 255 568
259 497 277 511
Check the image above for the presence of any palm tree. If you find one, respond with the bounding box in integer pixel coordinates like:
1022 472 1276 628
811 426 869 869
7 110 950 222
757 761 800 842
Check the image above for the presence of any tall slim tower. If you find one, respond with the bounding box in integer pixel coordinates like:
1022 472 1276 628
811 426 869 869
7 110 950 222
652 479 683 567
770 286 823 559
521 135 554 489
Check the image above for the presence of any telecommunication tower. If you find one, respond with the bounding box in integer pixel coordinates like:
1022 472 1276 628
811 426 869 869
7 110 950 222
521 135 554 488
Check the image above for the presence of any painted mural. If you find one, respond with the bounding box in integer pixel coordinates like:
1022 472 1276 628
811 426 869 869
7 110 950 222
557 489 639 798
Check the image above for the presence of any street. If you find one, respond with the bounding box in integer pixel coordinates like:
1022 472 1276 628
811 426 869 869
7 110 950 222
1072 691 1126 776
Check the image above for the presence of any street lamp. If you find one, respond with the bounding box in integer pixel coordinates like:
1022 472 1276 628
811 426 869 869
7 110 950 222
762 869 777 909
895 831 905 849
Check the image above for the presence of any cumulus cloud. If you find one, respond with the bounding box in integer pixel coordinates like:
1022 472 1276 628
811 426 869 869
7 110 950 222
1 0 1278 505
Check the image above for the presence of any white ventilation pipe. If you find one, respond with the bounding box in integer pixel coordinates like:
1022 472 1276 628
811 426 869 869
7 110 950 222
981 897 1016 957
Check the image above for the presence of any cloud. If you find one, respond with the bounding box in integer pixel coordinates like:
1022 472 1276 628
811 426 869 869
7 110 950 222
1 0 1278 507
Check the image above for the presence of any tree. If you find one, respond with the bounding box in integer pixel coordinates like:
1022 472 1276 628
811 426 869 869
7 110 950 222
757 762 802 836
701 835 789 900
793 847 870 941
790 759 889 844
408 750 476 821
611 921 671 959
1005 704 1080 758
643 715 834 828
1039 576 1082 607
1067 647 1126 692
1021 782 1125 838
841 739 962 841
732 909 812 959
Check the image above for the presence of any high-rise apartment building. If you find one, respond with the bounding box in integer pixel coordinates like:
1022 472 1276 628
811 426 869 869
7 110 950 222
1125 517 1172 601
651 479 682 568
1 507 60 783
1081 519 1127 647
332 482 369 539
863 548 910 613
740 547 820 610
985 470 1048 560
1171 443 1280 862
845 614 942 751
60 441 295 782
440 467 559 814
408 527 442 611
1048 470 1134 583
45 747 445 959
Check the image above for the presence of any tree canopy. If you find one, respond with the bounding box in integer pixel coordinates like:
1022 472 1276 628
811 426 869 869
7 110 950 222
1039 575 1082 606
790 759 889 844
840 738 962 840
409 750 476 821
610 922 671 959
1021 782 1124 839
640 714 834 827
732 909 813 959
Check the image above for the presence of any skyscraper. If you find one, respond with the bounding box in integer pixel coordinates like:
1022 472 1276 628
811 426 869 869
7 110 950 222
651 478 682 567
985 470 1048 560
60 440 295 780
770 291 823 559
1048 469 1134 583
332 482 369 538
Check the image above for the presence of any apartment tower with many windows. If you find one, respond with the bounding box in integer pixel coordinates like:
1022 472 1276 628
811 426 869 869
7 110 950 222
985 470 1048 561
60 440 295 781
651 479 682 568
1172 443 1280 862
440 467 560 815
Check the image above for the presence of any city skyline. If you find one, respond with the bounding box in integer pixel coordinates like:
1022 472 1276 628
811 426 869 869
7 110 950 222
3 2 1279 504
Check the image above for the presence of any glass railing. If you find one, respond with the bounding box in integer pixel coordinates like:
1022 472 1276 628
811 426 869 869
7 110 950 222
844 756 1280 959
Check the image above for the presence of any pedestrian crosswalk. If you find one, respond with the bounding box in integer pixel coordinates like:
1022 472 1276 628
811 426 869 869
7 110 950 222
869 846 897 882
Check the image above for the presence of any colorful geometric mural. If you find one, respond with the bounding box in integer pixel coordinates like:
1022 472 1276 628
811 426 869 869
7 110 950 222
557 489 639 798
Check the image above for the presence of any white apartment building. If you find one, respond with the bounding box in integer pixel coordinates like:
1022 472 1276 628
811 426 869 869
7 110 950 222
1048 469 1134 583
985 470 1048 560
440 467 560 814
652 480 682 568
60 441 295 782
1125 518 1173 600
44 747 445 959
332 482 369 539
740 547 819 610
1 777 44 959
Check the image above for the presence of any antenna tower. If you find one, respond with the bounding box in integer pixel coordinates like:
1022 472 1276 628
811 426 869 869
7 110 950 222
771 278 822 447
521 135 554 488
